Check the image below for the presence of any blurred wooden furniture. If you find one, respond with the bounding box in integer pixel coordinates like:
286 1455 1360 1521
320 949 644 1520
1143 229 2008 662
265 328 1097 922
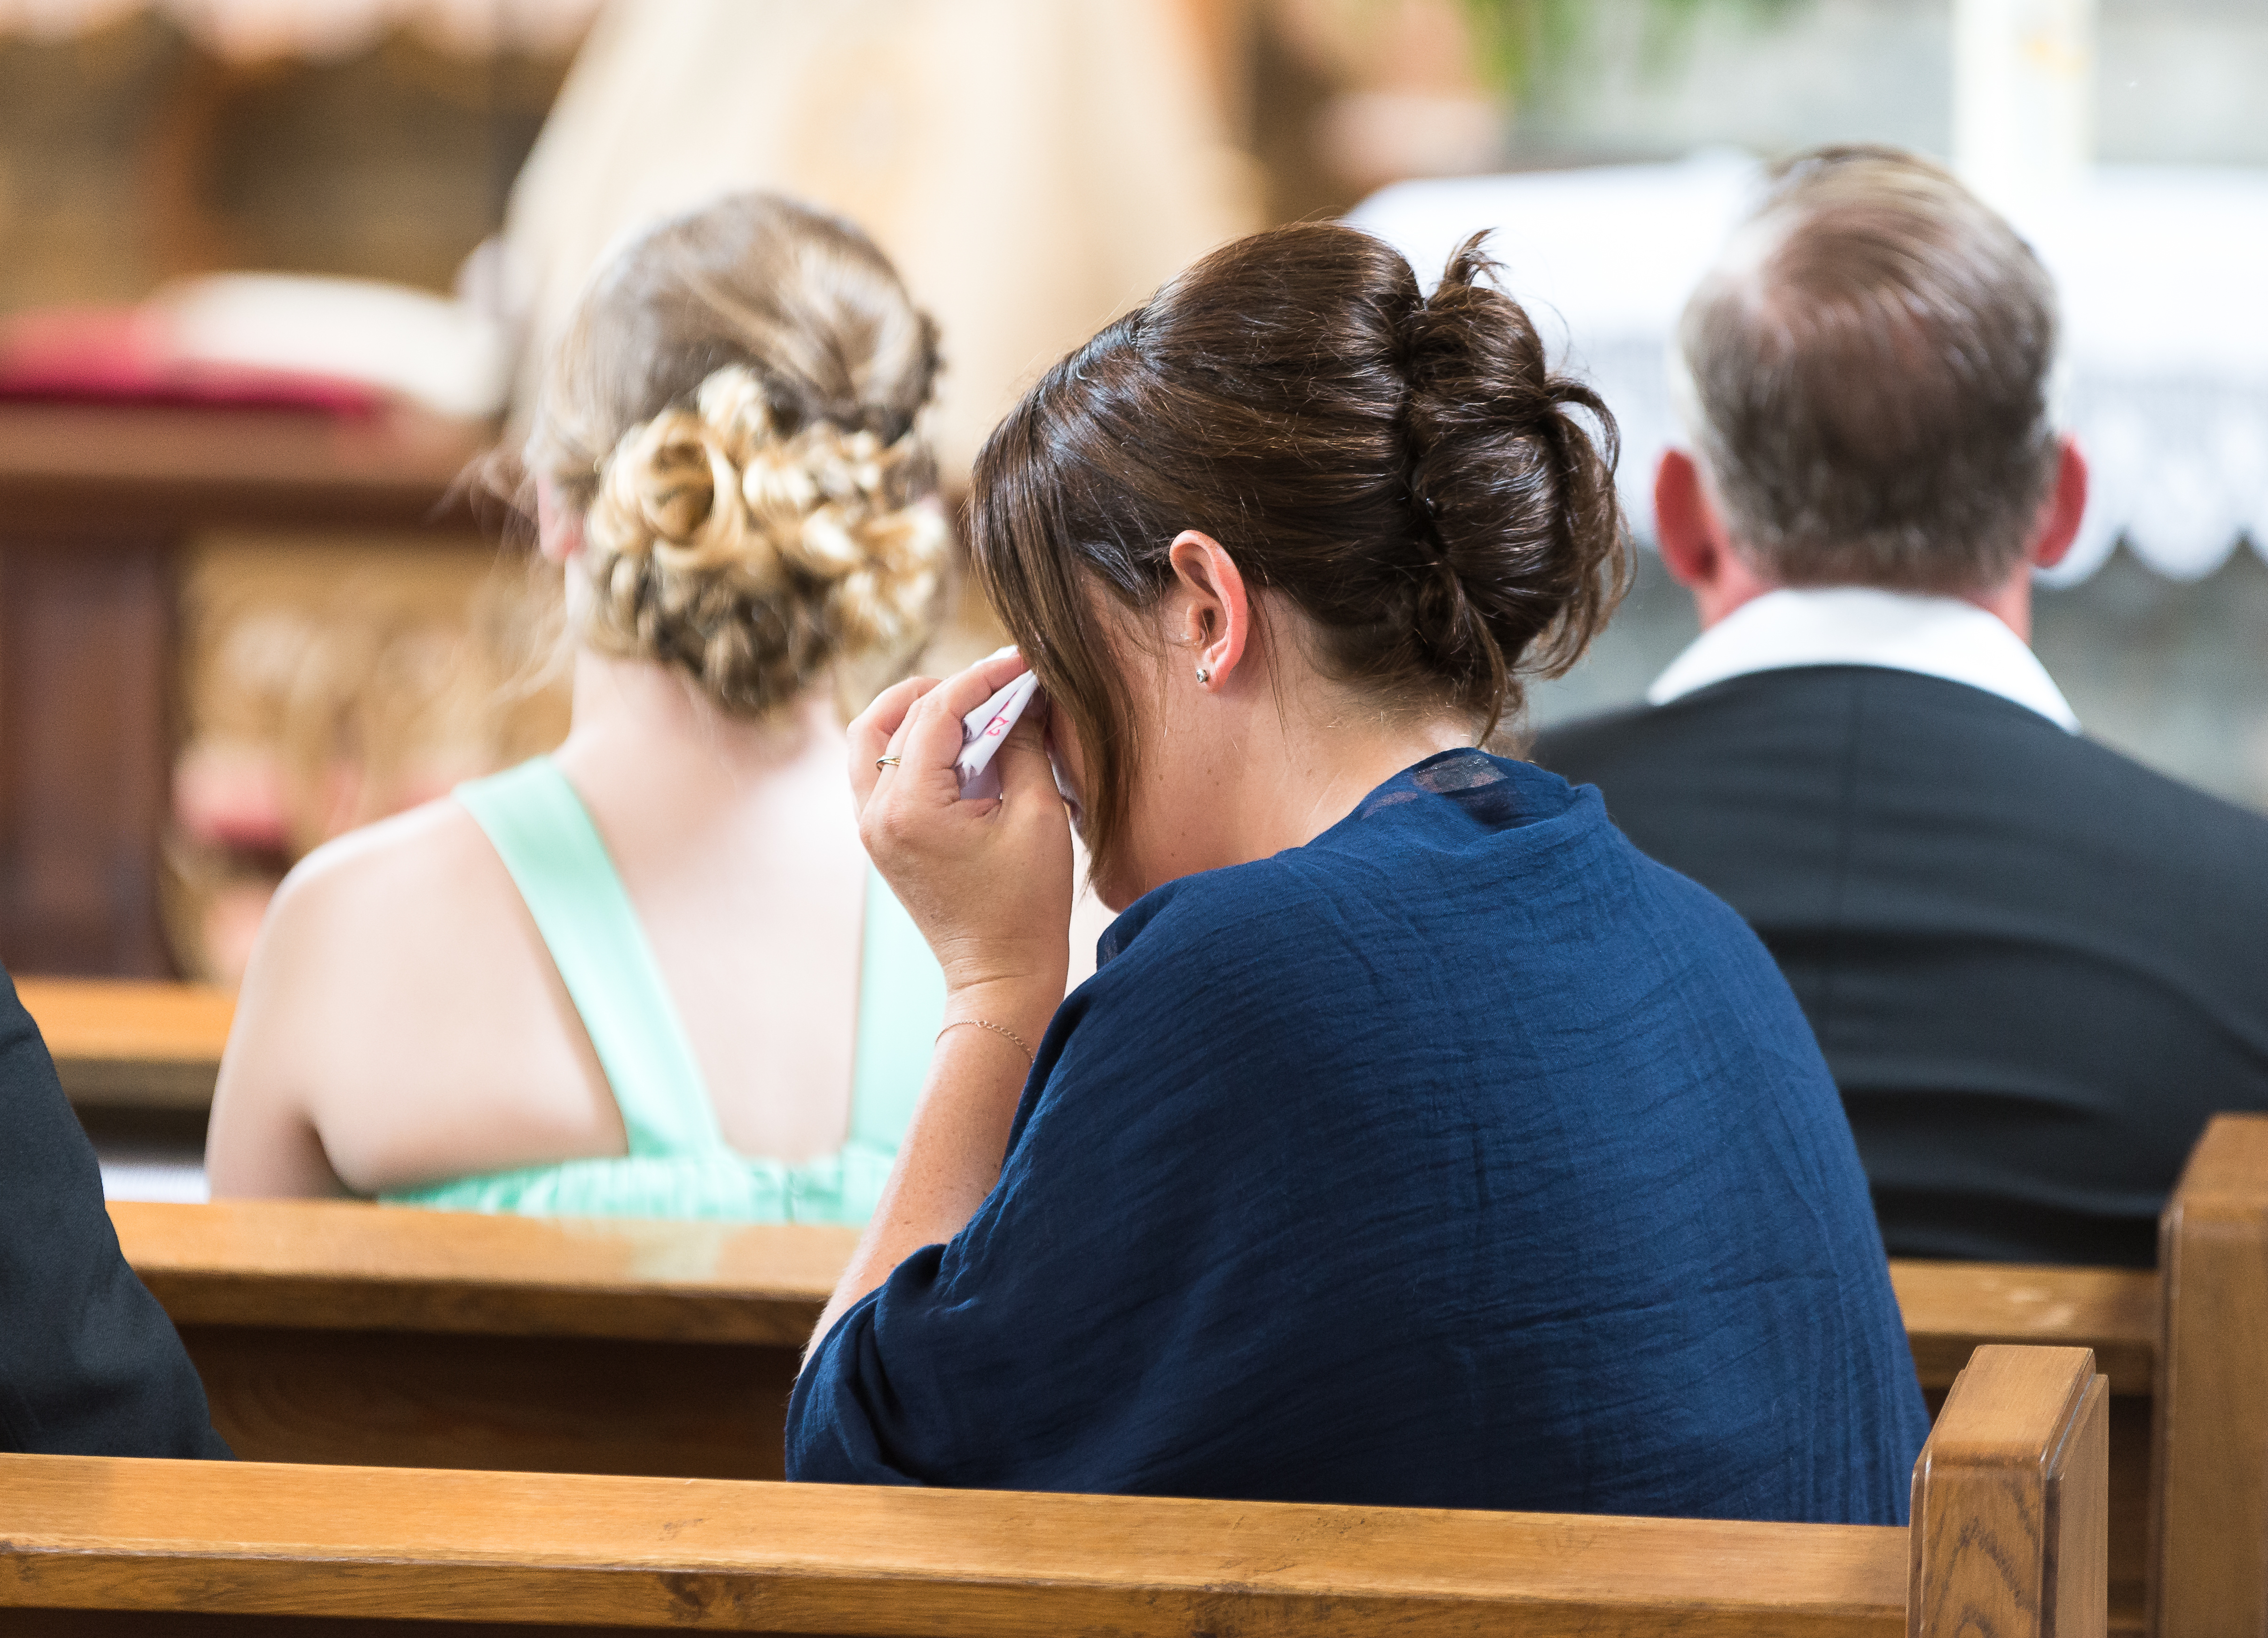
0 401 492 978
2154 1113 2268 1638
111 1199 850 1480
0 1343 2105 1638
16 976 233 1107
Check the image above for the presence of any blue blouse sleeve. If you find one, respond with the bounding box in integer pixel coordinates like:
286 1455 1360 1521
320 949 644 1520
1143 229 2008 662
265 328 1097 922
783 1248 950 1486
785 876 1290 1490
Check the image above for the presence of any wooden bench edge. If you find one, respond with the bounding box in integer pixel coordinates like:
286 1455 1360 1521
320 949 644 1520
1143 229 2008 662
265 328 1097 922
0 1456 1910 1637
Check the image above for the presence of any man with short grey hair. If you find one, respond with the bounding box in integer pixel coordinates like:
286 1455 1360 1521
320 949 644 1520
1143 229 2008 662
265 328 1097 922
1537 145 2268 1269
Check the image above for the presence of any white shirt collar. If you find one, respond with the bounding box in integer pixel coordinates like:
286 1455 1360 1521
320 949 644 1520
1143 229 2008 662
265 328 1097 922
1645 586 2080 732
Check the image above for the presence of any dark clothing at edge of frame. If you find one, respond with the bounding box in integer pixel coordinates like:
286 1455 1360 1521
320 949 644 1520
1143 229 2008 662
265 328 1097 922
789 750 1928 1524
0 965 231 1459
1536 665 2268 1270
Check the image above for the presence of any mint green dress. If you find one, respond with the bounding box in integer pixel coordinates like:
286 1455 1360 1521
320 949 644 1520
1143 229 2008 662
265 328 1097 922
380 757 945 1223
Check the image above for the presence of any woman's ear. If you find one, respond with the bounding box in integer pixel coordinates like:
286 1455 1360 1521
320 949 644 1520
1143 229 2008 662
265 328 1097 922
535 479 584 566
1164 531 1250 690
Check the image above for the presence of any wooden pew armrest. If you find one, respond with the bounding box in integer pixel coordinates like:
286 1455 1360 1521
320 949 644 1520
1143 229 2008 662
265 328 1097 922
1912 1345 2108 1638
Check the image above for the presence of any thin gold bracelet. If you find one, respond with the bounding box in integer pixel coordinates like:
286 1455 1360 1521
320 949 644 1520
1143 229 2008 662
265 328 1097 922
936 1018 1035 1065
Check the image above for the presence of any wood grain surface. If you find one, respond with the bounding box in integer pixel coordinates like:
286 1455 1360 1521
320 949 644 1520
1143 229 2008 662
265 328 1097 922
2151 1113 2268 1638
1890 1261 2153 1634
113 1202 2164 1363
1913 1392 2144 1638
176 1325 800 1480
0 1453 1914 1638
1909 1345 2108 1638
112 1199 852 1344
17 978 233 1107
1891 1262 2157 1396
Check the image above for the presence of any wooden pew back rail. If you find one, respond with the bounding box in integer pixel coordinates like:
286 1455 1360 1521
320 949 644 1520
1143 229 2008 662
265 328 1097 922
111 1199 857 1483
17 978 232 1109
106 1100 2268 1638
0 1345 2105 1638
108 1199 2166 1624
2152 1113 2268 1638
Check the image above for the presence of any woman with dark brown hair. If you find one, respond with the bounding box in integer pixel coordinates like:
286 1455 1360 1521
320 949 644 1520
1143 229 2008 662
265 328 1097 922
788 223 1929 1520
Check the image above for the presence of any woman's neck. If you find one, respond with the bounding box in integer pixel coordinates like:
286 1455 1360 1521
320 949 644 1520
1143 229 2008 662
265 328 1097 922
552 647 847 803
1241 708 1475 853
1123 683 1472 903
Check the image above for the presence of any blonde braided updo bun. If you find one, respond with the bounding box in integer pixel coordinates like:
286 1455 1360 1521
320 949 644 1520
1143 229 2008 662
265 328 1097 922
528 193 946 717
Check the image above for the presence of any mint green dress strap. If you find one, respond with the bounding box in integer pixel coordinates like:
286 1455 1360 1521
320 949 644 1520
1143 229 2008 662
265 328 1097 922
379 755 946 1224
451 757 725 1159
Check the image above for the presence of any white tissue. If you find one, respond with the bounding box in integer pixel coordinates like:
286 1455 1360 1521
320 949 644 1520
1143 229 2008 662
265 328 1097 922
953 668 1084 821
956 671 1042 799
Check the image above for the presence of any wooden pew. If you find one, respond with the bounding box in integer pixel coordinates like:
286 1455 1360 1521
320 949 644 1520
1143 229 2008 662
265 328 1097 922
1892 1258 2156 1631
91 1211 2174 1628
107 1117 2266 1634
1893 1114 2268 1638
110 1200 2157 1624
121 1195 2120 1484
0 1343 2107 1638
111 1198 851 1480
17 977 233 1109
2154 1113 2268 1638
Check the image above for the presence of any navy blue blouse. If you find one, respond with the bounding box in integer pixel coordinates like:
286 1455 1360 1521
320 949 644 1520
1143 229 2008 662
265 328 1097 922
789 750 1929 1522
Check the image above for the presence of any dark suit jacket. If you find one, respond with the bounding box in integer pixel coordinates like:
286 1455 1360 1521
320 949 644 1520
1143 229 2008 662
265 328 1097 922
1535 666 2268 1268
0 966 230 1456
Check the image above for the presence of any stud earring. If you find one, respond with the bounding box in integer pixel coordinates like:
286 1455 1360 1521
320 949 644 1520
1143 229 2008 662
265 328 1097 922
1195 665 1212 686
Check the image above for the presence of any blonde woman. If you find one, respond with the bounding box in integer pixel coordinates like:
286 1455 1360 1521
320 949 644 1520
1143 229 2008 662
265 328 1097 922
207 194 952 1221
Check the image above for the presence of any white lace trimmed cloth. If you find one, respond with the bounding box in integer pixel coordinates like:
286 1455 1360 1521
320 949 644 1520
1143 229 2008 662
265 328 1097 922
1349 153 2268 586
0 0 601 61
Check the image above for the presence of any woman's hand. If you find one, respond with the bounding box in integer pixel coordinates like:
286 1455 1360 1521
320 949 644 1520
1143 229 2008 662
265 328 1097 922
849 650 1073 1037
810 652 1076 1355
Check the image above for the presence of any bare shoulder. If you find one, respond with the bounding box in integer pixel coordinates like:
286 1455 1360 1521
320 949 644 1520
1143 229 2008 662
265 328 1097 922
269 795 507 939
244 792 547 1064
211 795 532 1195
220 788 614 1194
221 796 539 1127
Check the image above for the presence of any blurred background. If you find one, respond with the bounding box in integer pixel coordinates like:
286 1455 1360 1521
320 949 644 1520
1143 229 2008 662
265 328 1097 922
1 0 2262 987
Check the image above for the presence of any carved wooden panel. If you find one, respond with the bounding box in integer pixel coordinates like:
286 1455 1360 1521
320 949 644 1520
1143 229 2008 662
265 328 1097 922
0 533 175 976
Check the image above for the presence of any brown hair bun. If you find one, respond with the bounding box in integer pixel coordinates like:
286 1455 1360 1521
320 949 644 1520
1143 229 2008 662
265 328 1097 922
968 221 1630 872
1400 235 1630 722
